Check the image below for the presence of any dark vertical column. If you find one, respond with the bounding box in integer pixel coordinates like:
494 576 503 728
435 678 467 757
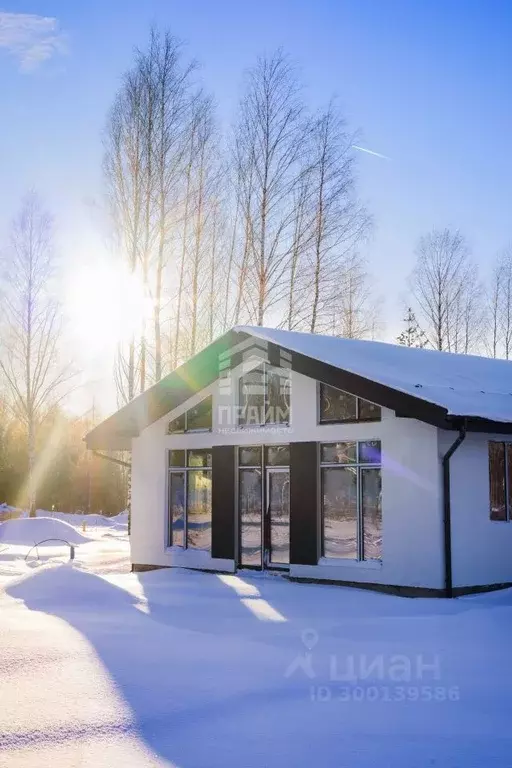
290 441 319 565
211 445 236 560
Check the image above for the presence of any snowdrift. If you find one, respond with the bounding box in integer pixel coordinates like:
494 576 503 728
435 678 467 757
32 509 128 529
0 517 93 546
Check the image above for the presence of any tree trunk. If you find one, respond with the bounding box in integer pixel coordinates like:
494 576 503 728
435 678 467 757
28 416 36 517
154 255 163 381
128 337 135 400
234 211 251 324
257 184 267 326
190 142 205 355
208 203 218 343
223 199 239 330
174 133 194 367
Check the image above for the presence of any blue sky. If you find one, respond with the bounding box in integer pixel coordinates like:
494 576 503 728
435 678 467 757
1 0 511 412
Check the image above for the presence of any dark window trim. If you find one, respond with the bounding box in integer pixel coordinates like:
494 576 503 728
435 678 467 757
489 440 512 522
236 443 291 568
168 395 213 435
320 440 382 562
317 381 381 425
168 448 212 548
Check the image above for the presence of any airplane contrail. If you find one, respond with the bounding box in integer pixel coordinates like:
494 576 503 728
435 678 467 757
352 145 390 160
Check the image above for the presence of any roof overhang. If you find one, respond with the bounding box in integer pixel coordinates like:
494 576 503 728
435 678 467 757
85 330 246 450
86 329 512 450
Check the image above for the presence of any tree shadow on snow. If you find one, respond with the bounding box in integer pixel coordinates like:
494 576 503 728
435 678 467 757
6 565 312 767
6 564 500 767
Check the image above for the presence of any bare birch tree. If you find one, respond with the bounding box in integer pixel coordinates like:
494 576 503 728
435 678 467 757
104 29 197 395
234 50 307 325
206 195 227 343
333 252 381 339
500 249 512 359
286 172 311 330
221 195 240 330
104 66 145 402
487 247 512 359
0 193 73 515
460 271 484 354
410 228 476 352
304 102 371 333
172 97 203 367
104 38 379 378
151 33 195 380
188 96 218 355
487 256 504 358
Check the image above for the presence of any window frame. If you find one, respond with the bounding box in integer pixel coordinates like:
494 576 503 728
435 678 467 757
237 444 291 568
489 441 512 522
238 362 291 428
320 440 382 562
168 395 213 435
237 445 264 568
168 448 212 549
317 381 381 425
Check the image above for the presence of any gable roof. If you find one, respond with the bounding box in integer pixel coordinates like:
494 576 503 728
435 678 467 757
238 326 512 425
85 326 512 449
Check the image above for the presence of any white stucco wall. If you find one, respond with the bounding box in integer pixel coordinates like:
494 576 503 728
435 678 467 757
130 362 445 589
290 397 444 590
130 379 235 572
442 430 512 588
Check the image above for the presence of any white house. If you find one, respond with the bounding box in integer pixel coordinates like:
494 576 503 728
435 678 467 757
86 326 512 597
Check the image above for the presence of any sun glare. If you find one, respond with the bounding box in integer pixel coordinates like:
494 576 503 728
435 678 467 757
65 261 151 357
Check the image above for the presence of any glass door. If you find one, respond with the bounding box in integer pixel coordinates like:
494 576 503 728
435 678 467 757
239 467 263 567
265 468 290 568
238 446 290 570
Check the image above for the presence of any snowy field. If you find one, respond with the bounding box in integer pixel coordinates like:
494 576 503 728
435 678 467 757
1 516 512 766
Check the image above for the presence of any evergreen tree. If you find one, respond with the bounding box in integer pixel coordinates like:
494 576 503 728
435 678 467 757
397 307 429 348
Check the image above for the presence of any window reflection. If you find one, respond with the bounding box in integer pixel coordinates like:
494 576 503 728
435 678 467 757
240 468 262 566
322 467 358 559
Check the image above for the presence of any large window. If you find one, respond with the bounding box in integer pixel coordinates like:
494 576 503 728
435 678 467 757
319 383 381 423
168 449 212 549
489 441 512 521
321 441 382 561
239 364 290 427
168 396 212 434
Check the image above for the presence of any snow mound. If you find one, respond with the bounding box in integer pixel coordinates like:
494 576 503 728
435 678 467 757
30 510 128 529
0 517 93 546
67 513 115 527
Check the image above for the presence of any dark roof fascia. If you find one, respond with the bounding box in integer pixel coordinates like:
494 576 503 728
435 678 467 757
290 350 512 434
286 348 454 430
457 417 512 435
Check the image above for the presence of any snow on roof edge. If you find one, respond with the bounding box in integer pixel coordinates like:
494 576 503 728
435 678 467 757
235 325 512 424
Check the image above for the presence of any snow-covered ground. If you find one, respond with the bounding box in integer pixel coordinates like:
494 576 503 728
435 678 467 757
1 516 512 767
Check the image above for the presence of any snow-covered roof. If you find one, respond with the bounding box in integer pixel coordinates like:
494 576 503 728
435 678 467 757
236 326 512 424
86 326 512 449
